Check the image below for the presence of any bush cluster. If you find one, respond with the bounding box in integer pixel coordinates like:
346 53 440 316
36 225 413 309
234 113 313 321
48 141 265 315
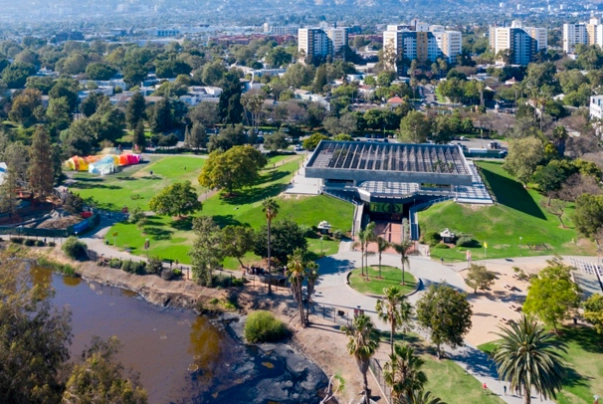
244 310 290 343
121 260 147 275
423 231 441 247
10 237 24 244
62 236 88 260
456 236 477 247
37 257 77 277
434 243 450 249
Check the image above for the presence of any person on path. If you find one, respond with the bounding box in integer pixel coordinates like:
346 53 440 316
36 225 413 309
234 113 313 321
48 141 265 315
503 385 507 395
482 383 487 394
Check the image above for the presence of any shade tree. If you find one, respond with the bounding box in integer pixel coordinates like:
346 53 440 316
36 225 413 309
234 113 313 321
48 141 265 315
148 181 202 219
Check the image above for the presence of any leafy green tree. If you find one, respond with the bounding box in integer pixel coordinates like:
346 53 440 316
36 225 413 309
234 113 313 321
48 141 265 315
333 133 353 141
583 294 603 334
399 111 431 143
49 79 79 113
265 47 292 68
63 336 148 404
263 131 289 151
188 102 218 128
9 88 42 127
573 194 603 238
341 314 380 404
126 92 147 130
85 62 117 80
221 225 254 269
0 259 72 404
189 216 224 287
1 62 36 88
150 98 172 134
149 181 202 219
464 263 497 294
198 145 267 195
46 97 72 133
393 240 413 285
254 219 307 266
28 126 54 200
201 60 226 86
61 119 95 156
218 72 244 124
376 286 413 353
184 122 207 151
313 64 328 93
123 64 148 88
532 163 566 204
523 257 581 332
503 137 544 185
132 121 146 152
302 133 328 151
383 343 427 402
492 315 567 404
416 283 472 358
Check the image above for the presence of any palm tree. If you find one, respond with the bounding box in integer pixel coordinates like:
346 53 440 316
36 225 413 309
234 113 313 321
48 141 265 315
355 229 369 277
383 343 428 402
341 314 380 404
376 286 413 354
305 261 319 324
393 240 413 285
262 198 279 295
287 248 307 327
492 315 567 404
376 236 390 279
363 222 376 279
402 390 447 404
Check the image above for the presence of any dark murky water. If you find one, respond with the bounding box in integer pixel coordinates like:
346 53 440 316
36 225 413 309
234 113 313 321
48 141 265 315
32 268 327 404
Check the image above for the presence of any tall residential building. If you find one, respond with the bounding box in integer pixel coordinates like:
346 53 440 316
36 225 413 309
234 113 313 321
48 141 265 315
298 27 348 59
563 17 600 53
489 20 547 65
382 21 462 72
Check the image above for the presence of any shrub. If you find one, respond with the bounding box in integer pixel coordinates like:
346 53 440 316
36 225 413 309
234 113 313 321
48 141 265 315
37 257 76 277
456 236 476 247
423 231 441 247
148 256 163 275
24 239 35 246
333 230 343 240
244 310 290 343
434 243 450 249
35 240 45 247
10 237 24 244
161 268 175 280
109 258 122 269
299 225 315 238
62 236 88 260
158 133 179 146
49 241 56 247
321 234 330 241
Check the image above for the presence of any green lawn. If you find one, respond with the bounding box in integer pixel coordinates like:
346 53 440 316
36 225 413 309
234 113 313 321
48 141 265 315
348 265 416 296
422 355 505 404
435 85 447 103
477 326 603 404
419 161 595 262
104 155 354 267
69 156 207 211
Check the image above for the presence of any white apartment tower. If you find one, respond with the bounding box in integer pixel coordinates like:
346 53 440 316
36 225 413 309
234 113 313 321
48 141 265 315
563 17 600 53
298 27 348 60
489 20 547 65
382 21 462 72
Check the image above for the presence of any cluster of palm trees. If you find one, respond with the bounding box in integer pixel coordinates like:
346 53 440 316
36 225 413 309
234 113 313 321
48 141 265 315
343 286 568 404
356 221 414 284
287 248 319 328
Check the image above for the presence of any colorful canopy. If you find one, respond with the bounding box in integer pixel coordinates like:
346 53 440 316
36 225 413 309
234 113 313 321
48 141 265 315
65 153 142 175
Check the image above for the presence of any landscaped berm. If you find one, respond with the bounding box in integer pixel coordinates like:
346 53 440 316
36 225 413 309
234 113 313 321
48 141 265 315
348 265 416 295
419 161 596 262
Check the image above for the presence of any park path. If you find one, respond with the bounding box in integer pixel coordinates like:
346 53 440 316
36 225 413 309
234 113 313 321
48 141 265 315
313 251 554 404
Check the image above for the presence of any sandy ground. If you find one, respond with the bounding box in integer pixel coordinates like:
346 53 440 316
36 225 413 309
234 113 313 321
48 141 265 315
459 260 549 346
238 285 385 404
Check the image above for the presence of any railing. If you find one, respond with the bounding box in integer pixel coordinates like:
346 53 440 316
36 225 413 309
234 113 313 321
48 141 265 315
369 358 392 404
409 196 453 241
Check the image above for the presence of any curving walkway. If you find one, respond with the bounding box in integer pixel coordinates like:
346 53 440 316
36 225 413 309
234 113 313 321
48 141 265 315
313 251 553 404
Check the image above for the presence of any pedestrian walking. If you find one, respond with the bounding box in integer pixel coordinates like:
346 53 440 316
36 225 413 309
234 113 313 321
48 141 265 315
440 257 444 265
503 385 507 395
482 383 487 393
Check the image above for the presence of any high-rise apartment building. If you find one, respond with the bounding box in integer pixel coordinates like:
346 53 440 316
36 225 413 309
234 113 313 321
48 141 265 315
298 27 348 59
489 20 547 65
382 20 462 72
563 17 600 53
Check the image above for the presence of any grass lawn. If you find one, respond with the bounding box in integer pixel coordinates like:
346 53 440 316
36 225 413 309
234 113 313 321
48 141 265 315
419 161 595 262
69 156 207 211
422 356 505 404
477 326 603 404
435 86 447 103
348 265 416 296
105 155 355 267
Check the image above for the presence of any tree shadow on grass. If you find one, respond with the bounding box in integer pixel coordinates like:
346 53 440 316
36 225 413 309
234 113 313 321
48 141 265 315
561 325 603 354
71 182 121 190
256 169 290 185
223 183 288 206
72 177 104 183
170 217 193 231
479 164 546 220
209 214 243 228
143 226 173 240
561 365 591 390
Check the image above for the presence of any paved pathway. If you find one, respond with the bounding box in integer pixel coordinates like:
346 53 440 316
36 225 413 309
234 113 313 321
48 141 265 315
313 251 553 404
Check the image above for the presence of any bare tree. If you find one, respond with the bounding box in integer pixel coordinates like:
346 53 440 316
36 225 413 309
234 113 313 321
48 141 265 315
540 198 567 228
556 173 602 202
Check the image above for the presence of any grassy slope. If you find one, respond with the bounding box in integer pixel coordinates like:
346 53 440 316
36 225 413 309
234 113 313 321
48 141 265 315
419 161 595 262
106 155 354 267
70 156 207 211
348 265 416 295
477 326 603 404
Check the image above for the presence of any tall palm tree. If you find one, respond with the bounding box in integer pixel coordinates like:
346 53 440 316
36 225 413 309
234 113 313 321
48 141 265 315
355 229 368 277
305 261 319 324
363 222 376 279
492 315 567 404
393 240 413 285
341 314 380 404
262 198 279 295
376 286 413 354
376 236 390 279
402 390 447 404
287 248 307 327
383 343 428 402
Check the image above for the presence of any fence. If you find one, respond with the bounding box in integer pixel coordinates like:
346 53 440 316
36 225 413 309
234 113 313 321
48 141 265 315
369 358 392 404
0 213 101 239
